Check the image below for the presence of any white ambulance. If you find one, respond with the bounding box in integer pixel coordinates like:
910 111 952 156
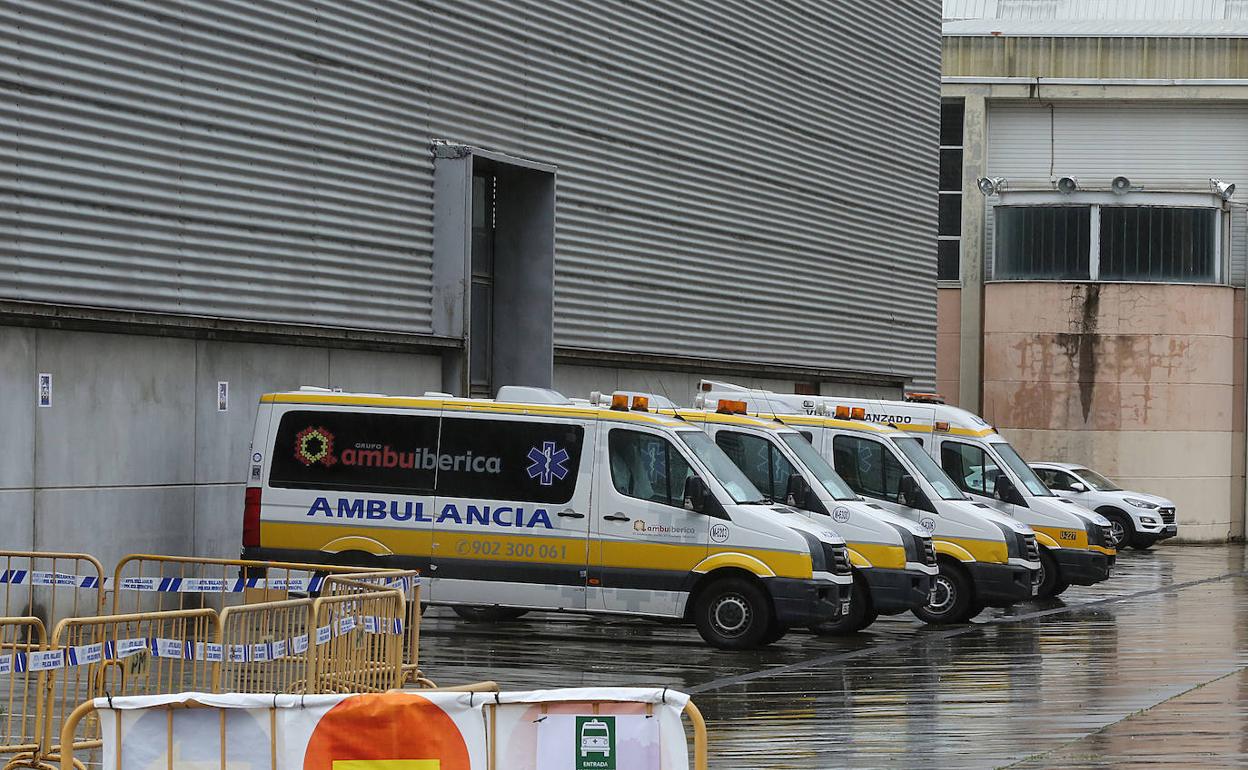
700 383 1114 598
243 386 854 649
698 384 1042 621
602 392 939 633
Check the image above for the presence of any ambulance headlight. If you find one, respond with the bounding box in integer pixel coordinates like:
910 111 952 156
995 522 1021 557
799 531 828 573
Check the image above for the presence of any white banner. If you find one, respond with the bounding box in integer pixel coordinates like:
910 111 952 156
94 688 692 770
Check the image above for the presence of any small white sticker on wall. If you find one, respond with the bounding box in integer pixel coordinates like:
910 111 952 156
217 381 229 412
38 373 52 408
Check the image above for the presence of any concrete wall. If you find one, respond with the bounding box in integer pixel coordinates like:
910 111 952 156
0 326 441 567
937 287 963 406
981 282 1245 542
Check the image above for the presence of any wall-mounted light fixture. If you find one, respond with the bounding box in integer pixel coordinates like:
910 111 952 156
976 177 1005 196
1056 176 1079 195
1211 178 1236 201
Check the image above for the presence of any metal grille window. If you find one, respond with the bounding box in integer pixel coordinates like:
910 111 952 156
1100 207 1216 282
938 101 965 281
993 203 1221 283
995 206 1092 280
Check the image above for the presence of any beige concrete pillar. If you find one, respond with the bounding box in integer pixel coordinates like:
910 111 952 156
958 93 988 412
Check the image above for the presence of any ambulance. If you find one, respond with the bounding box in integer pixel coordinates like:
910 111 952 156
242 386 854 650
696 386 1042 621
599 391 939 633
701 382 1114 598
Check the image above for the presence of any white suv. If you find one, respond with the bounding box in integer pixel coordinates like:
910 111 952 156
1030 463 1177 550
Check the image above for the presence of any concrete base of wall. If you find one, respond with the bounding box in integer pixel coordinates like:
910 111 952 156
0 326 442 564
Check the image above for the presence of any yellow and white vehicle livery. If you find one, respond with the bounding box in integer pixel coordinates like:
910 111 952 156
604 391 938 633
700 383 1113 597
699 383 1043 622
243 386 854 649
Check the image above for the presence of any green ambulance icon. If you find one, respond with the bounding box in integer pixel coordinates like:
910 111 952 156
575 715 615 769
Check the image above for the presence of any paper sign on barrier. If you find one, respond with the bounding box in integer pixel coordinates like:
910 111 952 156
536 714 660 770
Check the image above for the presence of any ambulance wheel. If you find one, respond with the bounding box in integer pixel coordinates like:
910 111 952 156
913 563 974 625
1051 581 1071 597
451 606 529 622
761 618 788 645
966 600 987 621
693 577 773 650
810 577 873 635
1035 549 1060 598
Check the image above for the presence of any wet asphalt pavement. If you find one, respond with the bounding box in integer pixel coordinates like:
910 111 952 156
418 545 1248 769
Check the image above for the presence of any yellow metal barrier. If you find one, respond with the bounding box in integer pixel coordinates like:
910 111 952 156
0 552 105 626
0 617 50 770
56 686 710 770
308 581 406 693
110 555 426 683
217 597 313 695
39 609 220 769
323 571 426 686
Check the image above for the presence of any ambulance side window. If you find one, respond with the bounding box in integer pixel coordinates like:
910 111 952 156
438 418 584 504
269 410 440 494
714 431 795 502
831 435 904 503
940 442 1000 496
608 430 692 508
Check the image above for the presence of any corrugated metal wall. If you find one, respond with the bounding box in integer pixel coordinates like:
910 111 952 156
984 101 1248 285
1 0 940 382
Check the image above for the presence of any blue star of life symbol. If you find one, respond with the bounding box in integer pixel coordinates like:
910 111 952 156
526 441 570 486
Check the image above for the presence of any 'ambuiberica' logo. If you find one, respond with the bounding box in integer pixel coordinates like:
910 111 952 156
292 427 503 474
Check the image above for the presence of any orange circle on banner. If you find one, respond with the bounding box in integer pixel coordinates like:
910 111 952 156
304 693 471 770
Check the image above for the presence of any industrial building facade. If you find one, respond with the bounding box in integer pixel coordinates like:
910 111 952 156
0 2 940 562
941 0 1248 541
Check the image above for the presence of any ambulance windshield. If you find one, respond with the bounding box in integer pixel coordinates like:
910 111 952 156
893 437 964 501
780 433 859 500
678 431 768 504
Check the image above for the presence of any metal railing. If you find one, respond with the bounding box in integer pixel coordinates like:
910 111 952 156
0 553 105 627
0 617 49 770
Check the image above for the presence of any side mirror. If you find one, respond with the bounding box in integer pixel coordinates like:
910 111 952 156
684 475 709 514
994 474 1023 505
1069 482 1087 493
785 473 812 510
898 475 921 507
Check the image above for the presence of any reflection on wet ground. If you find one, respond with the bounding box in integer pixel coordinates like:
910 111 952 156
418 545 1248 768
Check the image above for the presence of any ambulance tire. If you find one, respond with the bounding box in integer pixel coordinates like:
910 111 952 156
1035 549 1060 598
1050 581 1071 597
966 600 987 621
912 562 974 625
809 577 873 636
693 576 774 650
451 606 530 623
761 618 788 645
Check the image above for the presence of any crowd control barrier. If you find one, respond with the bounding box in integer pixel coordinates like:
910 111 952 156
0 551 425 770
59 687 709 770
0 552 106 627
110 555 426 684
0 617 50 770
